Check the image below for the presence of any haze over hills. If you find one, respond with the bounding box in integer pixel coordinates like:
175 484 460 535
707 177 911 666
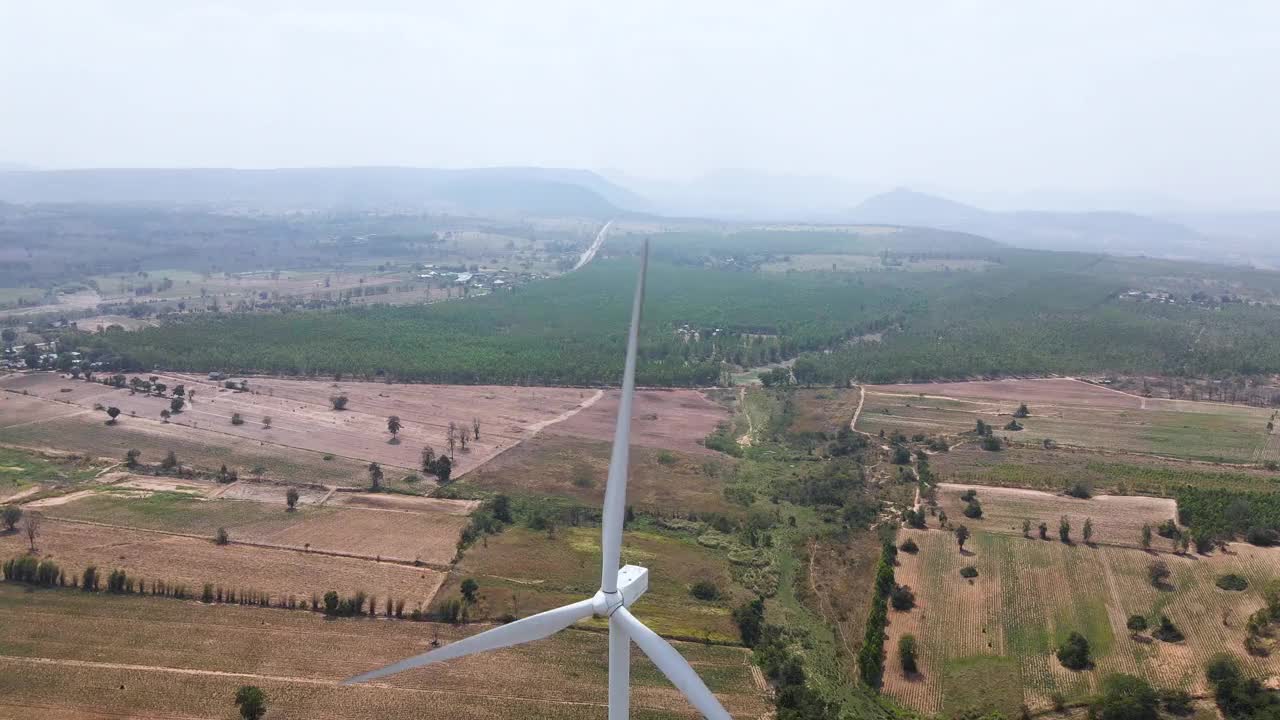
842 188 1280 266
0 166 635 218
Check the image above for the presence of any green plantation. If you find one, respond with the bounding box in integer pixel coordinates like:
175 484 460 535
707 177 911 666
74 240 1280 387
81 259 910 386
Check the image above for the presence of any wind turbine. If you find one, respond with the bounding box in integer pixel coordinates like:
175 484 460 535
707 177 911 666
343 243 732 720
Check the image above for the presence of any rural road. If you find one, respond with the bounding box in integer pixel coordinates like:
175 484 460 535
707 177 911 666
571 219 613 271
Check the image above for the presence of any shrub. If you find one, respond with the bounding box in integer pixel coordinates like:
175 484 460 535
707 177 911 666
899 634 918 674
1153 615 1184 642
1126 614 1148 633
330 394 349 411
890 584 915 611
656 451 676 465
1247 527 1280 546
1094 673 1158 720
960 488 977 502
1216 573 1249 591
899 538 919 554
234 686 267 720
1147 560 1171 588
230 413 244 425
962 500 984 519
1057 631 1091 670
959 565 978 579
1065 481 1092 499
1 505 21 532
980 435 1002 451
460 578 480 604
214 527 230 545
1159 688 1193 716
690 580 721 602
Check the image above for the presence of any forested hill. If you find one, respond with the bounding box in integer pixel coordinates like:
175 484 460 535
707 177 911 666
77 249 1280 387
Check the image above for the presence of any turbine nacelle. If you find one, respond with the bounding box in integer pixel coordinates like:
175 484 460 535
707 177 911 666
592 564 649 616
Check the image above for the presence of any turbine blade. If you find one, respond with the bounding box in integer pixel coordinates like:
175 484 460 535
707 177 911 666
600 240 649 593
342 598 595 685
612 607 732 720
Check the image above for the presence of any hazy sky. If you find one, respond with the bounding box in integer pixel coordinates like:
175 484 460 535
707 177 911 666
2 1 1277 208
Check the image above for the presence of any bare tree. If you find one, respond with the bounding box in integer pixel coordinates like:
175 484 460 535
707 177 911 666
24 511 41 552
447 422 457 458
421 446 435 472
472 417 481 441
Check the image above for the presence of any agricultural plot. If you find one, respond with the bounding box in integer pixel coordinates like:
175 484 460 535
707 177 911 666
0 445 102 502
433 526 749 643
883 527 1280 716
931 444 1280 496
934 483 1176 550
786 388 862 437
759 253 995 273
0 373 601 481
0 518 447 607
38 483 476 567
459 433 736 515
549 388 729 455
858 378 1275 463
0 585 768 720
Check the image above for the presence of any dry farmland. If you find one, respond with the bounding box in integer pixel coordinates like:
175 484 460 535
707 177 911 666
935 483 1177 550
858 378 1278 463
0 517 448 607
460 433 737 515
882 524 1280 716
35 482 477 567
0 372 605 481
0 585 768 719
550 388 730 455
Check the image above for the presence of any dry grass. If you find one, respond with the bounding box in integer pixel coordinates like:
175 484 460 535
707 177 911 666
460 433 736 515
552 389 729 455
935 483 1177 550
0 518 446 606
0 373 599 481
883 525 1280 716
0 584 767 719
787 388 862 437
860 378 1274 463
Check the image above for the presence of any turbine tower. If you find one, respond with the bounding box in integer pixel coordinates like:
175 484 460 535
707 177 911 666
344 243 732 719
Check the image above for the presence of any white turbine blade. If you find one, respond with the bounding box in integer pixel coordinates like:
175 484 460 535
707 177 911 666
600 240 649 593
342 598 594 685
613 607 731 720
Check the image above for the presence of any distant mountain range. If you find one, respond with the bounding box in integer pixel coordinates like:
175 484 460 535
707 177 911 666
844 188 1233 262
0 166 636 218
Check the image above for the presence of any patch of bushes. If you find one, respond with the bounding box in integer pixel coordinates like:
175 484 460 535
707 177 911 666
1217 574 1249 592
1056 631 1091 670
1152 614 1184 643
690 580 721 602
959 565 979 579
899 537 919 554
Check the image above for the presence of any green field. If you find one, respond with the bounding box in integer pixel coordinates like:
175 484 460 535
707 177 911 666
432 525 756 643
932 445 1280 496
0 446 102 501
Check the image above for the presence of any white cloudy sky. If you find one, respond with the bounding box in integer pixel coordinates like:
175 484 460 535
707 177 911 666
1 1 1277 207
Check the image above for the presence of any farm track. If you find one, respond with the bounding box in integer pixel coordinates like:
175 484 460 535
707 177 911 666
570 219 613 272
